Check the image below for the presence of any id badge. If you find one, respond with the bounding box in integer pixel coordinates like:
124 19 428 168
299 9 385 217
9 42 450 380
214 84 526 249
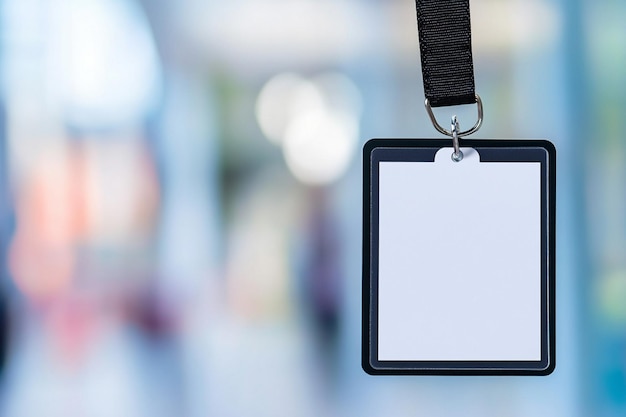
362 139 556 375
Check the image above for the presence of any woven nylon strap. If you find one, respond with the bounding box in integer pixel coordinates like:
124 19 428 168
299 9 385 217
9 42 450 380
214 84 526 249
416 0 476 107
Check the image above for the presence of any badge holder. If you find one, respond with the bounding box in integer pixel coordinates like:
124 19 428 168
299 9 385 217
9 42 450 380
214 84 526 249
362 0 556 375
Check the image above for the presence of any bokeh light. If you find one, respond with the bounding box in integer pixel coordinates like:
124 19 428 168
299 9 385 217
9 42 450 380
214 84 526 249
283 109 358 185
49 0 161 129
256 72 362 185
255 73 325 145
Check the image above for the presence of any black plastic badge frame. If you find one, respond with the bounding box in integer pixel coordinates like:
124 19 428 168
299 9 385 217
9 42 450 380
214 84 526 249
362 139 556 376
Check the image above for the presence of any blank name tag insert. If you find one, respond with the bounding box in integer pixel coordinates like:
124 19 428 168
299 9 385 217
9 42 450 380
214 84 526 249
377 147 540 362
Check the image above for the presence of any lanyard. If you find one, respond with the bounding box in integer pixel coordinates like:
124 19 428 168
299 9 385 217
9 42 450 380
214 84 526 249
416 0 482 139
363 1 556 376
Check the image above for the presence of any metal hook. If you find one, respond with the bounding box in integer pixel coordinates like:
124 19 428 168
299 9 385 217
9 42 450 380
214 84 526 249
451 115 463 162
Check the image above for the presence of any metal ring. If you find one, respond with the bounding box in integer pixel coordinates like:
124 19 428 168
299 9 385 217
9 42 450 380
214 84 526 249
451 115 463 162
424 94 483 138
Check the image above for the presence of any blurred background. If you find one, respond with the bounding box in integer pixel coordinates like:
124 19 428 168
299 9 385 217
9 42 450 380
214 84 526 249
0 0 622 416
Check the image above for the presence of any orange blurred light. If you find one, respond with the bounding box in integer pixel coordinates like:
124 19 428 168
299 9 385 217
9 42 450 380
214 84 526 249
8 143 86 302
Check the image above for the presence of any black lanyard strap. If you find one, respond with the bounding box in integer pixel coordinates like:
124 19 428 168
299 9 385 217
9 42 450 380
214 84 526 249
416 0 476 108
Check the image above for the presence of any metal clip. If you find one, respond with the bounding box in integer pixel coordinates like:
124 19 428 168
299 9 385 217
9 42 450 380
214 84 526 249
451 115 463 162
